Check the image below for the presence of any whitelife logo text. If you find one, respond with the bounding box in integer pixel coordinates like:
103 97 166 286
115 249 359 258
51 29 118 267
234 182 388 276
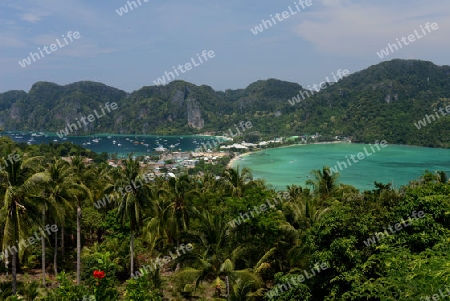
288 69 350 106
414 105 450 129
250 0 313 35
153 50 215 86
56 102 119 138
0 224 58 262
327 140 388 176
116 0 149 16
376 22 438 59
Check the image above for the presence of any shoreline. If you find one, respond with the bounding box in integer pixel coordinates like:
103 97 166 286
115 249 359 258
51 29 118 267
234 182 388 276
227 141 346 169
226 139 450 170
227 152 253 168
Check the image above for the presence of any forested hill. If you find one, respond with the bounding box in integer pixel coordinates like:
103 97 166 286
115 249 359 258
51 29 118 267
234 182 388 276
0 59 449 147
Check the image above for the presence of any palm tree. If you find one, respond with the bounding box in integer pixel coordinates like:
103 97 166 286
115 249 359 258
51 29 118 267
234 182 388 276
69 155 93 284
0 153 46 294
256 225 297 273
192 172 223 209
222 167 254 198
178 208 262 297
31 161 64 285
334 183 359 200
145 174 197 246
41 158 79 277
115 156 150 277
247 186 331 275
163 175 197 243
436 170 448 183
280 196 331 270
229 278 265 300
283 194 330 231
84 162 110 243
143 188 172 246
306 166 339 199
286 184 305 200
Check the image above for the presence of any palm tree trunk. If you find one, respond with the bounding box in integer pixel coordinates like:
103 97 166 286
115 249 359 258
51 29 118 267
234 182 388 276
42 208 46 286
130 231 134 277
54 226 57 276
12 250 17 294
77 206 81 285
12 219 18 295
97 228 102 244
61 225 64 263
226 276 230 301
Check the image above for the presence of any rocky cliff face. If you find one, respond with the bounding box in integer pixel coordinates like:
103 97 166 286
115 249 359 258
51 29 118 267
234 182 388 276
186 98 204 129
0 78 300 134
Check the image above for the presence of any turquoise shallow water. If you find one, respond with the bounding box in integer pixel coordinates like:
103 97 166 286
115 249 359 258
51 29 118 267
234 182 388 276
231 143 450 191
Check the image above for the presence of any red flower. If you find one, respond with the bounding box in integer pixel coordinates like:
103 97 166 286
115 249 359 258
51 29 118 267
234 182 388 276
93 270 105 279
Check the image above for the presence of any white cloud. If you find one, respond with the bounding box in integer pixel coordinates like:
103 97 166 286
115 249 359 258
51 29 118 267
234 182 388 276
30 33 121 58
292 0 450 55
20 12 49 23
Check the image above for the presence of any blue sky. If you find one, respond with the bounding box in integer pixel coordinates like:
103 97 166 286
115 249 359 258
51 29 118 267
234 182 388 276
1 0 449 93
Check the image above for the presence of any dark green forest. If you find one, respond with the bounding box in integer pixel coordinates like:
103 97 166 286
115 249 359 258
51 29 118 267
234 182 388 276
0 137 449 300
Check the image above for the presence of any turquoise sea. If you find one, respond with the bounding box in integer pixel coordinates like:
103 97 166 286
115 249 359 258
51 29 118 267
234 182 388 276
3 133 449 191
230 143 450 191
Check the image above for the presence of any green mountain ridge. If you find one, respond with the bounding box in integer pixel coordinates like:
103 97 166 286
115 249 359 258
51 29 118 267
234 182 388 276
1 59 449 147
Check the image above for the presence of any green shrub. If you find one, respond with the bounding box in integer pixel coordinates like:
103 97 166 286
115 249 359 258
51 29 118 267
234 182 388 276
124 276 163 301
41 272 90 301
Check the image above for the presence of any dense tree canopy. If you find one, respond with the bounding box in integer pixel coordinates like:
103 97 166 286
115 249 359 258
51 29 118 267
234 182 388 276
0 137 448 300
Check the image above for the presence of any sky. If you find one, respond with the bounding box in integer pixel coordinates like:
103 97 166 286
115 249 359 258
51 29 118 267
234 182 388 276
1 0 449 94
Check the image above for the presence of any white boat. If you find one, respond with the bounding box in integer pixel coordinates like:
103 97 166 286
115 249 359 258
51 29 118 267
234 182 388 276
154 145 167 152
92 139 99 143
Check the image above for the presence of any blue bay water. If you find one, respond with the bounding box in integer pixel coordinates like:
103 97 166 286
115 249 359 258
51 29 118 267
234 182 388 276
231 143 450 191
1 132 217 157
